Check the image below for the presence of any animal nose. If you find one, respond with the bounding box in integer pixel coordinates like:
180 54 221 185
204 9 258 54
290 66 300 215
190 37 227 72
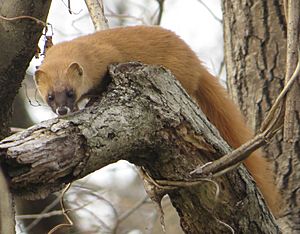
56 107 69 116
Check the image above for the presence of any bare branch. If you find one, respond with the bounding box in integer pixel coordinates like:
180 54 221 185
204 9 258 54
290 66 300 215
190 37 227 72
48 183 73 234
24 196 61 232
17 210 63 220
261 52 300 132
64 0 83 15
197 0 222 23
118 195 149 223
0 14 47 26
155 0 165 25
84 0 109 30
106 13 146 25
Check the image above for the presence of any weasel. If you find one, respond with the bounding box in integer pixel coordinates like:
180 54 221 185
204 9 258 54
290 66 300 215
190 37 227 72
35 26 279 214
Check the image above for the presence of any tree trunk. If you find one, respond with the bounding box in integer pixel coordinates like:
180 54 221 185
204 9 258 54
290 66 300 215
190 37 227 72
0 1 52 233
222 0 299 232
0 63 280 233
0 0 52 138
281 1 300 232
0 167 15 234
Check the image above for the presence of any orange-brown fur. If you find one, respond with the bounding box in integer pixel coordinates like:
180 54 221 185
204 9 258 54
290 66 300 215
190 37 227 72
35 26 279 214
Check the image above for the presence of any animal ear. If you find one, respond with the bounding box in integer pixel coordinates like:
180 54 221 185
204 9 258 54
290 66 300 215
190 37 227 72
34 69 46 85
67 62 84 77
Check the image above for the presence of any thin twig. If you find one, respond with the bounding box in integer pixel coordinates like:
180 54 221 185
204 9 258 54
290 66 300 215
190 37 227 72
140 168 220 202
18 191 113 222
105 6 147 25
17 210 63 220
0 15 46 26
197 0 222 23
218 60 225 79
155 0 165 25
216 218 235 234
25 195 61 232
260 51 300 132
191 132 266 177
68 0 72 14
118 195 149 223
191 35 300 179
48 183 73 234
23 82 42 108
106 13 146 24
59 0 83 15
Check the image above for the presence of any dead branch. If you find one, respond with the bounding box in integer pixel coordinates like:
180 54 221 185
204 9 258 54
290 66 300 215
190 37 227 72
0 14 46 26
84 0 108 30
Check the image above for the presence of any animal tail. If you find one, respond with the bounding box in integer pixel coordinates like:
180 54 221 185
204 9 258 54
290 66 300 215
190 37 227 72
194 69 280 215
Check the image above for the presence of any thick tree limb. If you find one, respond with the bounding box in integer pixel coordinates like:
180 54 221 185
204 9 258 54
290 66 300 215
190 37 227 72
0 63 280 233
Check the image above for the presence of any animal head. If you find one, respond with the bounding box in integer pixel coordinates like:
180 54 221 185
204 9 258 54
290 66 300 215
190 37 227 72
34 61 85 116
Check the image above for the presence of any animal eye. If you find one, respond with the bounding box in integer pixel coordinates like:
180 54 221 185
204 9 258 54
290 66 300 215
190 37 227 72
66 90 75 98
48 94 54 102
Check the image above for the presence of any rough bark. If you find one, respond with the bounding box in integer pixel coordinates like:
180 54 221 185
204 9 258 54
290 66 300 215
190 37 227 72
0 0 52 138
0 1 52 233
281 1 300 232
222 0 299 232
222 0 286 131
0 63 280 233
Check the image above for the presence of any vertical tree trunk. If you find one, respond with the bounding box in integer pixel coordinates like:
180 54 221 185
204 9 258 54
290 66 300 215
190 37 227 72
0 1 52 233
0 0 52 138
222 0 300 232
281 1 300 232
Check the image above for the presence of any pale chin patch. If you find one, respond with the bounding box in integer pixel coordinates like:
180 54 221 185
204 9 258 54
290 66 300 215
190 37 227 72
55 106 71 116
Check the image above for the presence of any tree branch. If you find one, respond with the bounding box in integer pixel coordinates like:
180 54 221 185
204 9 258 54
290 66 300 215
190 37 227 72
155 0 165 25
84 0 108 30
0 63 279 233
